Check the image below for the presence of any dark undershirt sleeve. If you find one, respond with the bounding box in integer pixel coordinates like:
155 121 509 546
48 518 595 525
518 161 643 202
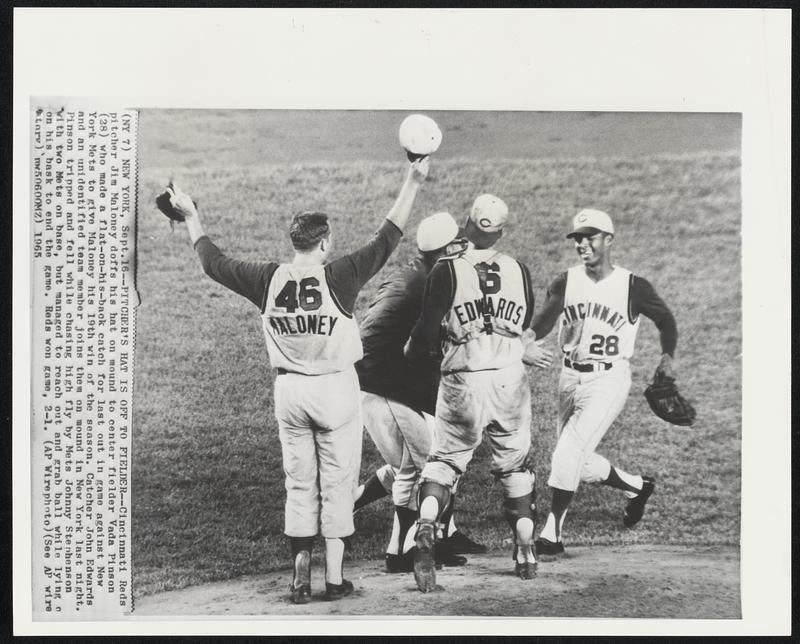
518 261 536 329
194 236 278 310
406 260 455 361
325 220 403 314
631 276 678 357
531 272 567 339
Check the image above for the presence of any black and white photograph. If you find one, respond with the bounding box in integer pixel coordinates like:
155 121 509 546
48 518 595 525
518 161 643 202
13 8 790 637
132 109 740 619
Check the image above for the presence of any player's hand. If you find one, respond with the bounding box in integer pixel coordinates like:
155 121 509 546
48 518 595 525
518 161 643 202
408 156 430 184
653 353 675 381
523 340 553 369
167 183 199 221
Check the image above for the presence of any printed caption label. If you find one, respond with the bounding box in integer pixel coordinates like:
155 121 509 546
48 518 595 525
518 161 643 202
31 108 137 618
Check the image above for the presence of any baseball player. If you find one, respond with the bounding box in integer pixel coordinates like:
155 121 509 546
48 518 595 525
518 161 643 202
405 194 540 591
165 157 430 604
528 208 678 557
353 212 487 573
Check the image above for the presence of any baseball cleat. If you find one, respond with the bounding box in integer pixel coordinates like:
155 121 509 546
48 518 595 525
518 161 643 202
442 530 488 554
413 520 437 593
385 552 415 573
623 477 655 528
323 579 354 601
515 561 538 580
290 583 312 604
289 550 312 604
512 545 538 580
386 549 463 573
534 537 565 557
435 540 469 567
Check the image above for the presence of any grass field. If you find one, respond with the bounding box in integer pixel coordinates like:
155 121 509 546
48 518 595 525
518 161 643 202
132 111 741 598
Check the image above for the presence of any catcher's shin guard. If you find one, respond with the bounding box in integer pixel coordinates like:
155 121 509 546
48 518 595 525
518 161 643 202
417 481 451 522
503 490 537 533
498 466 536 531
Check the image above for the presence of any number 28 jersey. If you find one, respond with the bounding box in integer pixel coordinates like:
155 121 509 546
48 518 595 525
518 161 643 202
262 264 362 375
560 265 640 363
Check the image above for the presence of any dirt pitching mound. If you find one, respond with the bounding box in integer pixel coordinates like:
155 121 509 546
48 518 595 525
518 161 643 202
134 545 739 618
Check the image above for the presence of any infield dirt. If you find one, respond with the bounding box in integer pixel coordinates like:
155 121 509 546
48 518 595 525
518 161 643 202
134 545 739 618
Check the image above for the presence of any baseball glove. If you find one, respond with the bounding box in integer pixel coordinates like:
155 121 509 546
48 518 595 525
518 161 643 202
644 373 696 426
155 182 196 223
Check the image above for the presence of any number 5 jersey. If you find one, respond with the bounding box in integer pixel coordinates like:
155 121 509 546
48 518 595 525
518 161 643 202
408 246 534 374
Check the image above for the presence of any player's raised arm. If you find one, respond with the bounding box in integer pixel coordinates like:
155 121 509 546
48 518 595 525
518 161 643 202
165 183 205 244
384 156 430 231
161 182 277 309
330 158 431 300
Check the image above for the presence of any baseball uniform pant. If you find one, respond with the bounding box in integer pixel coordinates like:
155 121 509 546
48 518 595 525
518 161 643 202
548 361 632 492
361 392 434 509
422 362 532 498
275 367 362 538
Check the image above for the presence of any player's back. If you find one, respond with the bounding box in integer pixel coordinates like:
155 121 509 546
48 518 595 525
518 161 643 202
262 263 362 375
359 260 427 370
356 258 440 413
440 248 533 373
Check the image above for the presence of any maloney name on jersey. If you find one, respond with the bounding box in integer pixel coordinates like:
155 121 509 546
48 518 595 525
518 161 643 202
268 314 340 336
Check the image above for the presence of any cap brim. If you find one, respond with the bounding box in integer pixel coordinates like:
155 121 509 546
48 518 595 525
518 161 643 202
566 226 604 239
418 235 458 252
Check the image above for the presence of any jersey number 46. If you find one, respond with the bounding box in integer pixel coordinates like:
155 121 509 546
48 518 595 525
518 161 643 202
274 278 322 313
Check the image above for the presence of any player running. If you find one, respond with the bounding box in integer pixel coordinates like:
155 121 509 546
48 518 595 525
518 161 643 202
528 209 678 557
405 194 540 591
353 212 487 573
165 157 430 604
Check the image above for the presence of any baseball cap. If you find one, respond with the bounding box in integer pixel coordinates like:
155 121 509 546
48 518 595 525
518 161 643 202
566 208 614 239
465 194 509 248
416 211 459 252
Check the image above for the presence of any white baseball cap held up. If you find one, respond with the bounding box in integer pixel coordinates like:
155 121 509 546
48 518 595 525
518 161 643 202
416 211 459 252
465 194 509 248
398 114 443 157
566 208 615 239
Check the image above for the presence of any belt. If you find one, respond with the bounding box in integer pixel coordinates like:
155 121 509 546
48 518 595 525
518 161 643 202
563 358 612 372
275 367 336 376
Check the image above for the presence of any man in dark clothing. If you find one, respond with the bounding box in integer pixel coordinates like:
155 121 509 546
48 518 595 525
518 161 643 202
353 212 487 573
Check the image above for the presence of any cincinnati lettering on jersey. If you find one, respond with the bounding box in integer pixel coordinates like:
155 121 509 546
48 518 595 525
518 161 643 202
562 301 627 331
269 314 339 336
454 296 523 327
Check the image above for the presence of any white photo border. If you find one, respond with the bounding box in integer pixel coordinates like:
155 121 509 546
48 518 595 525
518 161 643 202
13 7 791 637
